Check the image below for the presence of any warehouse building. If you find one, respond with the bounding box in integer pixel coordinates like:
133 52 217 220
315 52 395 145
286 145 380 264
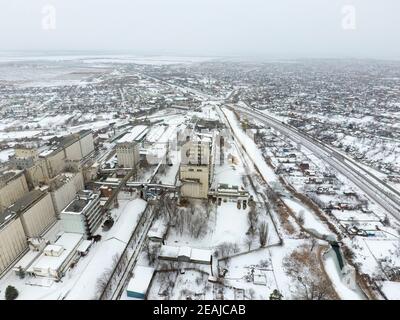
158 245 213 265
26 232 83 279
126 265 155 299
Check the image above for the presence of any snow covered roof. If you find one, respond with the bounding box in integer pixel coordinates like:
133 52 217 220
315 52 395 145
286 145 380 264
77 240 92 253
27 233 83 274
12 250 41 271
118 125 148 143
147 220 168 240
178 246 191 258
159 245 212 264
190 248 212 263
159 245 179 259
127 265 155 295
380 281 400 300
145 125 166 143
44 244 64 256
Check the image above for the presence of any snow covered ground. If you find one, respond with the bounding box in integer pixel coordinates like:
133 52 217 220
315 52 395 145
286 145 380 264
282 197 333 236
222 107 278 184
0 148 14 163
323 250 365 300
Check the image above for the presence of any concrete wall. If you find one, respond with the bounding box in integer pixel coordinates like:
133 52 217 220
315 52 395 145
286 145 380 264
45 150 66 178
51 172 84 214
25 159 49 187
79 132 95 158
20 193 57 238
0 218 28 275
0 174 29 210
180 165 209 199
60 214 86 235
64 140 83 161
116 143 139 168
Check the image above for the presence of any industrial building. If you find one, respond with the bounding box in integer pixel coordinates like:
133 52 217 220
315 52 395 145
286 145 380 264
39 130 95 178
158 245 212 265
60 190 102 238
24 158 50 187
116 142 140 169
0 186 58 276
179 133 215 199
26 232 83 279
0 212 28 275
116 125 148 169
0 170 29 211
10 146 39 170
49 172 84 215
3 190 57 238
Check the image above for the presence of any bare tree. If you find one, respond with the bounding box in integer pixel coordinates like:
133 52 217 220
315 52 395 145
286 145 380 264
297 210 305 226
244 234 253 251
247 204 259 234
283 243 337 300
143 241 158 265
258 222 268 247
96 268 112 298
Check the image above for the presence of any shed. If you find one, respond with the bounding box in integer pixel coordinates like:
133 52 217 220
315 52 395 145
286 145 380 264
126 266 155 299
178 246 191 262
191 248 212 265
77 240 93 256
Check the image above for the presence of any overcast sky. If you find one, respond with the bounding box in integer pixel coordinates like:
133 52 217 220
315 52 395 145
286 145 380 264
0 0 399 59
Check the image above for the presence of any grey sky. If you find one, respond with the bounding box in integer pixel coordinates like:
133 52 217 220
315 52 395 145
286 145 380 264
0 0 399 58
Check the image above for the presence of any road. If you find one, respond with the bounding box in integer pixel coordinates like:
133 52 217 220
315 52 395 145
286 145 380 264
233 103 400 223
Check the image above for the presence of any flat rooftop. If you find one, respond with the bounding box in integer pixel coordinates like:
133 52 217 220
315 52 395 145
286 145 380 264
127 266 155 295
64 198 88 214
118 125 148 143
0 169 24 185
27 233 83 275
62 191 98 215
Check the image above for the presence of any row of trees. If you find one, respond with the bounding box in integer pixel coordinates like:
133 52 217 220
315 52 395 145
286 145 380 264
247 201 269 249
283 242 337 300
166 202 209 239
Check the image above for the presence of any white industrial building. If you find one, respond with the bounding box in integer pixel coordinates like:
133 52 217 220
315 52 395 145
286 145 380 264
27 232 83 279
126 265 155 299
179 133 216 199
158 245 213 265
60 190 102 238
39 130 95 178
116 125 148 169
116 142 140 169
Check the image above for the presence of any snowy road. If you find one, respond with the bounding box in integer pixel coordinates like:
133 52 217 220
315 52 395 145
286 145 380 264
234 103 400 223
